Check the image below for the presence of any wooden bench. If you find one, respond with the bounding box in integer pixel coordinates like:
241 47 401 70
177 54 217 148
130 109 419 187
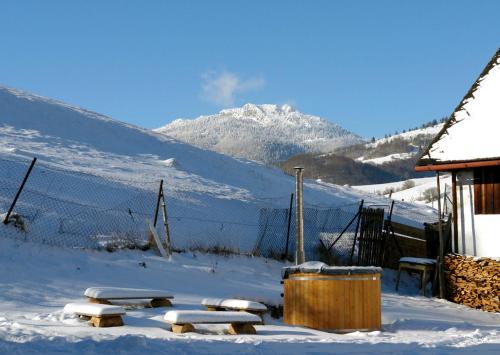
164 310 261 334
201 298 267 316
84 287 174 307
64 303 125 327
396 257 437 296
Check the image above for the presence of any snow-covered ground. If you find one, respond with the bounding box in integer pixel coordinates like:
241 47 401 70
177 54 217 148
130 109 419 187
353 124 444 167
358 152 415 165
353 175 451 206
366 124 444 148
0 237 499 354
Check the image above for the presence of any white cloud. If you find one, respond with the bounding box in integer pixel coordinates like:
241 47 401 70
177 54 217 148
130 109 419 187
201 71 265 107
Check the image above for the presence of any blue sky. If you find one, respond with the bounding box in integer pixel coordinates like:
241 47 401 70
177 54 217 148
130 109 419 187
1 1 499 138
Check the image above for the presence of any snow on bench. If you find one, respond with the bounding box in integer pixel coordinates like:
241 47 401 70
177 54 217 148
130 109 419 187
84 287 174 307
399 257 437 265
164 310 261 334
201 298 267 320
64 303 125 327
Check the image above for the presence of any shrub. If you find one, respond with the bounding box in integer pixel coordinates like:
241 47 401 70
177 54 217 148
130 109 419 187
422 187 439 203
402 180 416 190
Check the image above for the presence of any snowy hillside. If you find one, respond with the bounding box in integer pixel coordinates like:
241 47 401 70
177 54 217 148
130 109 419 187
0 85 436 253
345 123 444 166
155 103 364 164
353 174 452 207
366 124 444 149
278 123 444 186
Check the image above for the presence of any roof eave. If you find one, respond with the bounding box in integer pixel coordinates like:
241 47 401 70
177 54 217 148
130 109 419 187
415 158 500 172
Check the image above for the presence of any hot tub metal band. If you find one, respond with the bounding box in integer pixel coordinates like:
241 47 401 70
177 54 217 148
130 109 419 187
287 276 379 281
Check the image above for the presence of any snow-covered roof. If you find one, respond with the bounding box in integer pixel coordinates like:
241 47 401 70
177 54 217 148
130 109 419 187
417 49 500 168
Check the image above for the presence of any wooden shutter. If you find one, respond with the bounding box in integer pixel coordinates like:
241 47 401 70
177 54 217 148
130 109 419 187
474 167 500 214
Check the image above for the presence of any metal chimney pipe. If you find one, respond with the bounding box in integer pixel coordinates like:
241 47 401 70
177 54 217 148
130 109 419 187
294 167 305 264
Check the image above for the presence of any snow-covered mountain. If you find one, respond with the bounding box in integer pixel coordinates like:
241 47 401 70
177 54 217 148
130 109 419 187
155 103 364 164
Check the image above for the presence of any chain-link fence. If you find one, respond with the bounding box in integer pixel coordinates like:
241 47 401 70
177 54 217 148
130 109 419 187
0 155 441 259
252 198 442 265
0 156 284 253
0 156 158 249
253 202 365 264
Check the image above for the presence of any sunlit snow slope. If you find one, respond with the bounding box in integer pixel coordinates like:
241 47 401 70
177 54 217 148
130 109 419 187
0 86 435 250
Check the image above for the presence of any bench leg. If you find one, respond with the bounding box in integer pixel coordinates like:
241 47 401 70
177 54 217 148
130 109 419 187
432 266 438 296
239 309 265 325
149 298 172 308
90 316 123 327
421 269 427 296
206 306 224 311
88 297 112 305
228 323 256 335
171 323 195 333
395 265 402 291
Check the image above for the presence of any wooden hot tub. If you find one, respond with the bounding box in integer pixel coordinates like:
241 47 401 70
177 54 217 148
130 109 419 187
282 262 382 332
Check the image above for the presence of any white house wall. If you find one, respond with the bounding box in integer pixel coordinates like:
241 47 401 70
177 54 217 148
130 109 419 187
454 170 500 257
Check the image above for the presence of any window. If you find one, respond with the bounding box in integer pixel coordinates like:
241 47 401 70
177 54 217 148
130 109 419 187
474 166 500 214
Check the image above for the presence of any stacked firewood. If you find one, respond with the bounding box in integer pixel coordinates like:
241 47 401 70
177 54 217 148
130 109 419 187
444 254 499 312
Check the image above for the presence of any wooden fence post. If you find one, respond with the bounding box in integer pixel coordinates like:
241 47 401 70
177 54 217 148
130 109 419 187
436 171 445 299
153 180 163 227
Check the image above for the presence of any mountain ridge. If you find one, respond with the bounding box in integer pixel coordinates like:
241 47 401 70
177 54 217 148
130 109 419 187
280 124 443 185
155 103 364 164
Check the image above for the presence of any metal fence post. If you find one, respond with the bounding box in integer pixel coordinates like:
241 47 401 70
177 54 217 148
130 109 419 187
349 199 364 265
3 157 37 225
283 192 294 259
294 167 305 265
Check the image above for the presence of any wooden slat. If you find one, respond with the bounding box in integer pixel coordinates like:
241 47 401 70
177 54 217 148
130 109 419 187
486 181 494 214
358 208 385 266
494 180 500 213
474 179 482 215
388 221 425 240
